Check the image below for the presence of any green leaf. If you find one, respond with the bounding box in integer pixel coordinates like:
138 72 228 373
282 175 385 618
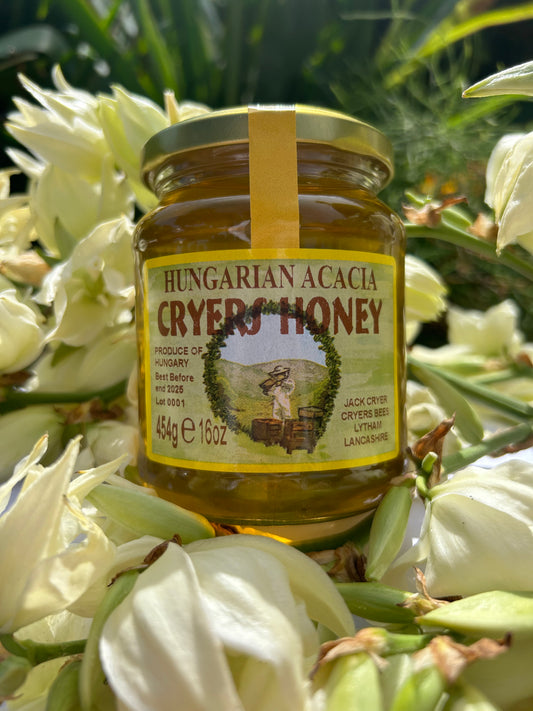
409 360 484 444
53 0 149 97
385 2 533 88
447 95 519 128
416 4 533 60
129 0 182 96
409 356 533 421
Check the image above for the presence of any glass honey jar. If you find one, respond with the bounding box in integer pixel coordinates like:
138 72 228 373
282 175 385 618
134 105 406 537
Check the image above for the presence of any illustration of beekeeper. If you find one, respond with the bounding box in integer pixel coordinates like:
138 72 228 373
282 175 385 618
260 365 295 420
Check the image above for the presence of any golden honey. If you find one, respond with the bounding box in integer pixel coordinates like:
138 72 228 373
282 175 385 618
134 105 406 534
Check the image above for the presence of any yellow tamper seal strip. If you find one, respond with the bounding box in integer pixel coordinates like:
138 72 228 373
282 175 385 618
248 106 300 250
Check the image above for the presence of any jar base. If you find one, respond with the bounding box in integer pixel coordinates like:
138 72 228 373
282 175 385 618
240 511 373 548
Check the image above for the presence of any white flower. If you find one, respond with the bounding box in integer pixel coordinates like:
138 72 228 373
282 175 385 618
484 131 533 254
68 535 163 618
405 255 447 344
389 459 533 597
29 157 134 258
6 68 105 180
0 437 115 632
447 299 523 358
38 217 135 346
464 62 533 253
410 299 524 366
406 381 461 455
0 288 45 373
25 324 137 394
0 169 35 259
5 68 135 257
80 420 139 472
98 86 210 211
100 535 355 711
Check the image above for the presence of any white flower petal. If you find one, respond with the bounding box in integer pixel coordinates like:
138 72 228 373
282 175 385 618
0 439 80 631
69 535 163 618
26 325 136 394
11 498 115 630
67 455 130 503
0 288 45 373
431 459 533 527
190 545 316 709
100 544 243 711
0 435 48 515
405 255 447 324
41 216 135 345
425 493 533 597
497 154 533 252
186 534 355 639
484 133 525 209
447 300 523 357
464 60 533 98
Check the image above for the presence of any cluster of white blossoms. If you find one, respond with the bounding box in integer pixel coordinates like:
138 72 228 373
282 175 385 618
1 64 533 711
0 68 209 477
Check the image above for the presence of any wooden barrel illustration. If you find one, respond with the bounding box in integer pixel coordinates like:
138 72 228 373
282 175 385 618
251 418 284 446
282 418 316 454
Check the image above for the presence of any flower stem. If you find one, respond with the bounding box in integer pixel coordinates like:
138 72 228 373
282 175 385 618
408 355 533 420
0 633 86 666
442 422 533 474
381 630 435 656
405 222 533 282
0 379 128 414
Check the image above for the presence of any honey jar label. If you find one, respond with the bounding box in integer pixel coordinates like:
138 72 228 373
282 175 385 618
142 248 400 472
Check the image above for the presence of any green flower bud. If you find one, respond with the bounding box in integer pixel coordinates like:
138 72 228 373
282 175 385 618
86 483 215 543
314 652 384 711
336 582 417 624
0 654 32 698
79 569 140 711
389 664 445 711
365 485 412 582
418 590 533 638
442 679 501 710
45 659 82 711
0 288 45 374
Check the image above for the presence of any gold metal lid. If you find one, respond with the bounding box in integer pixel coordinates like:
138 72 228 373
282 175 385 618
141 104 394 188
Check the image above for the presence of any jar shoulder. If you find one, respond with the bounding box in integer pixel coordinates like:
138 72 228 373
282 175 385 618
134 192 404 255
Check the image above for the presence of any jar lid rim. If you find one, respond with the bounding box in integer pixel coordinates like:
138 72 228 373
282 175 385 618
141 104 394 188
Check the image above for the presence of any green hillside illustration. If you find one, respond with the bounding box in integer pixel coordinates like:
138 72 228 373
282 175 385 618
217 358 328 426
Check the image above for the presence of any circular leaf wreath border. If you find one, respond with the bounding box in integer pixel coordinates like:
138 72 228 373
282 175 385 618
202 299 341 438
